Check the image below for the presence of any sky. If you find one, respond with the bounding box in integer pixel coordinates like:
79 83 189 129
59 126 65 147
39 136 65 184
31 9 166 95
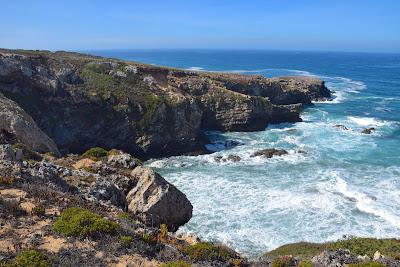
1 0 399 53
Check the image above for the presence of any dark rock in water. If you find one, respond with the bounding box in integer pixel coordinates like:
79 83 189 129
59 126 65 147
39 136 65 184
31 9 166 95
297 149 307 154
214 154 241 162
214 155 223 162
227 154 241 162
312 249 359 267
361 127 376 134
334 124 349 130
251 148 288 158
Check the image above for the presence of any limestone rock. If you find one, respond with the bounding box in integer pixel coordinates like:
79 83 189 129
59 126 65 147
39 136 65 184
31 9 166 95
89 178 127 209
107 152 139 169
126 166 192 231
0 144 22 161
312 249 359 267
0 93 60 155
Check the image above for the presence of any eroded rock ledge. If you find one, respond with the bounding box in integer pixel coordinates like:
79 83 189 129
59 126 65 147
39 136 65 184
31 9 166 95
0 49 331 159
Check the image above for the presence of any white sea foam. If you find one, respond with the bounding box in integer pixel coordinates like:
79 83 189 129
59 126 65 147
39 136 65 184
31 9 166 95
186 66 205 71
334 177 400 228
347 116 386 127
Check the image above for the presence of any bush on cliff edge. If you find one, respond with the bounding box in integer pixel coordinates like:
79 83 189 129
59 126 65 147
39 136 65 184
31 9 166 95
53 207 119 237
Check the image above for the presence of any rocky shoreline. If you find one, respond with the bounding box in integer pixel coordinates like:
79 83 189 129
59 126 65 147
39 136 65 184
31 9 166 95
1 49 399 266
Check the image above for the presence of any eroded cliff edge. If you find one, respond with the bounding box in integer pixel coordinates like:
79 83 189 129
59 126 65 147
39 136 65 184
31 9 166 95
0 49 330 159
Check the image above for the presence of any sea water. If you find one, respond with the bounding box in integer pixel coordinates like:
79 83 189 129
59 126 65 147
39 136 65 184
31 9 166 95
91 50 400 257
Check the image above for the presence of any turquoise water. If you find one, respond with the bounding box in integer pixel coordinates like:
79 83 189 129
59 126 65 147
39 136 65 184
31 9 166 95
93 50 400 256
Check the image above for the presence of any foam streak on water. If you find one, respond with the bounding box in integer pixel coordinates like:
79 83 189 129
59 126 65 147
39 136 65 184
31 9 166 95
142 59 400 257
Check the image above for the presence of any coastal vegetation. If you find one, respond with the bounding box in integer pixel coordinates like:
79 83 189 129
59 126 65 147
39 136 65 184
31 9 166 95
53 207 119 237
266 237 400 259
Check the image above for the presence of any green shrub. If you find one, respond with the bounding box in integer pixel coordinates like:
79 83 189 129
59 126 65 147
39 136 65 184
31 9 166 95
32 204 46 216
266 241 328 259
272 256 293 267
14 249 49 267
160 260 192 267
82 147 108 160
53 207 119 237
183 242 234 262
266 238 400 260
141 233 157 245
347 263 386 267
120 236 134 247
0 176 14 185
328 238 400 258
139 94 162 130
299 260 313 267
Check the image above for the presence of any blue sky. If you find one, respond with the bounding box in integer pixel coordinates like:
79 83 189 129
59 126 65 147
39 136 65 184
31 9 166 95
1 0 399 52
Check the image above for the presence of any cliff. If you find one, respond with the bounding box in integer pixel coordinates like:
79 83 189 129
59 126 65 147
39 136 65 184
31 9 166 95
0 49 330 159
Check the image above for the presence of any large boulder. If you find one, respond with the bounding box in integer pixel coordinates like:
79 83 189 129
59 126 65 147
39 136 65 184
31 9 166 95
0 93 60 156
126 166 192 231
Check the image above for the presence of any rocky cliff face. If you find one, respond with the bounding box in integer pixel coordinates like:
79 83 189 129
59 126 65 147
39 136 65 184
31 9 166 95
0 49 331 158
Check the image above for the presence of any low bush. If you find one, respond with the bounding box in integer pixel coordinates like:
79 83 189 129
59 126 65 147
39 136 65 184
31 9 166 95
14 249 49 267
266 238 400 260
328 238 400 258
298 260 313 267
82 147 108 160
141 232 157 245
32 204 46 216
183 242 235 262
0 176 14 185
160 260 192 267
53 207 119 237
120 235 134 247
272 256 293 267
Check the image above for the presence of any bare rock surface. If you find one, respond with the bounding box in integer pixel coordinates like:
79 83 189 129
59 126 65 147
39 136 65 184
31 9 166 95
0 93 60 155
127 166 193 231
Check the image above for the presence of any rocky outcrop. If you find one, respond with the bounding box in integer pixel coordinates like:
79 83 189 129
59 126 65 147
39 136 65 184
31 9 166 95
0 93 60 155
251 148 288 158
312 249 359 267
0 49 330 158
127 166 193 231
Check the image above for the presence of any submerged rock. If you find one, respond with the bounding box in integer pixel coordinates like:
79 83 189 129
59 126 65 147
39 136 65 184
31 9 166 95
214 154 241 162
251 148 288 158
334 124 349 130
126 166 193 231
362 127 376 134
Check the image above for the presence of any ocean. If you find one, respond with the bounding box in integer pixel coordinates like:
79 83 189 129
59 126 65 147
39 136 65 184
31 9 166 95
90 50 400 257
